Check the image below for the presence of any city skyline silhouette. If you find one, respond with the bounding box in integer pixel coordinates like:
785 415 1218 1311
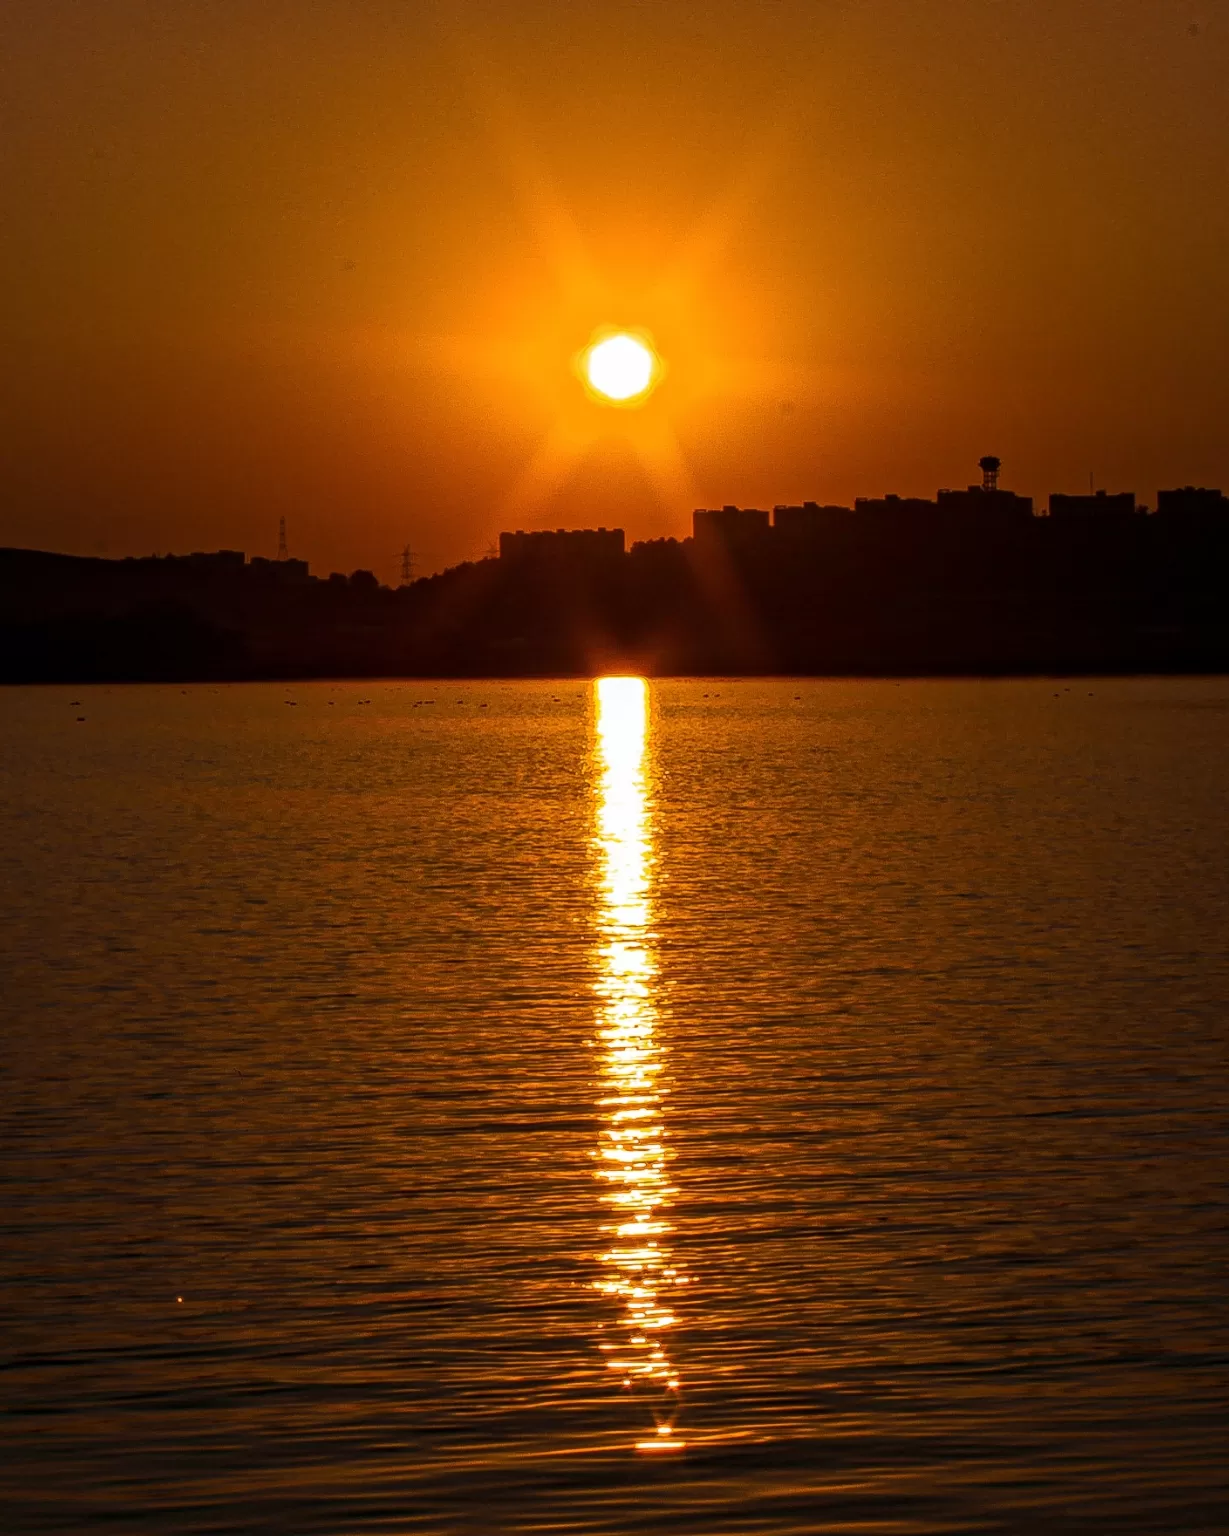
4 456 1227 681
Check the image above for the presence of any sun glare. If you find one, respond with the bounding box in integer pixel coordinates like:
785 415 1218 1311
583 332 659 405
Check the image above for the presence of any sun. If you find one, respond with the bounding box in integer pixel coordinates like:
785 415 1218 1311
582 331 660 406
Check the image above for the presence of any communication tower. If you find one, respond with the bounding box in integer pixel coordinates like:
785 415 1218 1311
277 516 289 561
979 456 1002 493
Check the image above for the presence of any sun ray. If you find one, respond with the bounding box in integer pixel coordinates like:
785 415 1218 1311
624 418 698 512
496 417 594 523
392 39 825 531
648 104 804 310
442 23 610 308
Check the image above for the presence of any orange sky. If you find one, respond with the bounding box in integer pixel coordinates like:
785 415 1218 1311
1 1 1226 581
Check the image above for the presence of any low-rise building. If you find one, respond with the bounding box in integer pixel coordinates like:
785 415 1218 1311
1049 491 1136 520
248 555 311 581
1155 486 1228 522
498 527 625 562
692 506 770 545
853 494 939 519
937 486 1034 522
772 502 852 536
182 549 246 569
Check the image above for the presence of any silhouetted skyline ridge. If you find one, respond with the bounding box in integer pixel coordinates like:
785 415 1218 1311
2 462 1227 682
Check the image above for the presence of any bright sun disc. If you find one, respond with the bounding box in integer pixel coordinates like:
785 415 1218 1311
585 333 657 403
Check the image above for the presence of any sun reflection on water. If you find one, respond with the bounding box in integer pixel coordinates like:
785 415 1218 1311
592 676 686 1454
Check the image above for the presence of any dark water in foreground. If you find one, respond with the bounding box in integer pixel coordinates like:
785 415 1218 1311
2 677 1228 1535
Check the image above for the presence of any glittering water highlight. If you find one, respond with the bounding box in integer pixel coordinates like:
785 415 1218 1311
4 676 1229 1533
592 677 686 1453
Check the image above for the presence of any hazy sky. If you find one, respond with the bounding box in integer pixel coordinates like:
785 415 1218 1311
2 0 1226 579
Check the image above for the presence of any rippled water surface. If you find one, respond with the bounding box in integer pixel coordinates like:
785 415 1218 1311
3 677 1228 1535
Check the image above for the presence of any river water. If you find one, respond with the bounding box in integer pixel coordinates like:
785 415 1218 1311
2 677 1227 1534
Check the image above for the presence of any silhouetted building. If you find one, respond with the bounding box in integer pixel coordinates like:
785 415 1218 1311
1049 491 1137 521
936 486 1034 523
249 555 310 582
499 527 625 562
853 494 939 519
1156 486 1229 523
772 501 852 536
183 550 246 569
693 506 770 545
928 457 1034 523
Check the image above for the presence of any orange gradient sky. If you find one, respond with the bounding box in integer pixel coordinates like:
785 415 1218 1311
2 1 1227 580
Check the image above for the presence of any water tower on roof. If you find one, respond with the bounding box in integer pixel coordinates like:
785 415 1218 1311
979 455 1002 493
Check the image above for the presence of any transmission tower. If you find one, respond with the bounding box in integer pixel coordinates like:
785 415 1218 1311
277 516 289 561
399 544 415 585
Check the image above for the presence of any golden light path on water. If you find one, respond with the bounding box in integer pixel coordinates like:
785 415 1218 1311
592 677 686 1455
